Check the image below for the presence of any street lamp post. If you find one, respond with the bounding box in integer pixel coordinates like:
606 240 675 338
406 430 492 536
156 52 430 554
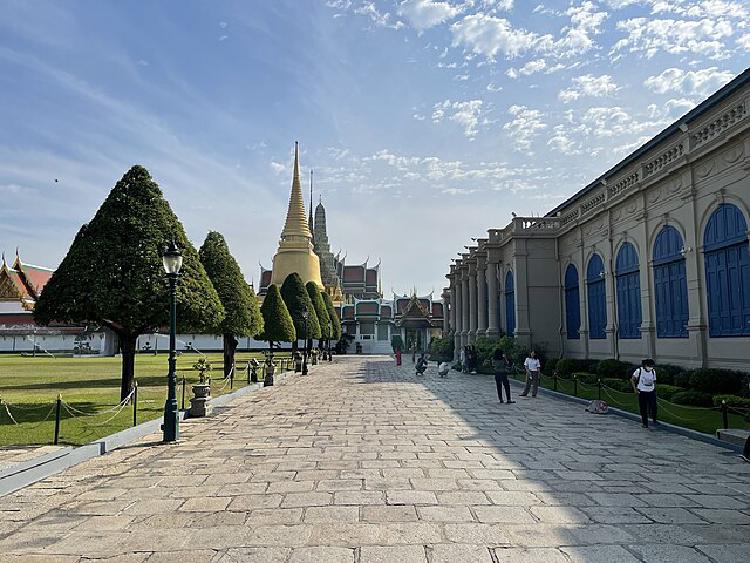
162 240 183 443
301 308 309 375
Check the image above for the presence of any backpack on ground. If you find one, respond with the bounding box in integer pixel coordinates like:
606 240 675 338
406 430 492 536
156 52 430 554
586 399 609 414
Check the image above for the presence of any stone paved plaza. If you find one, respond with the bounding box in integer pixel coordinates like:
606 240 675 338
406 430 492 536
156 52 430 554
1 356 749 562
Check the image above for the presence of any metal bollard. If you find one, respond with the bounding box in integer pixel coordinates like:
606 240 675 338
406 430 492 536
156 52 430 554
53 393 62 445
181 376 186 411
133 381 138 426
573 375 578 397
721 400 729 429
598 379 602 401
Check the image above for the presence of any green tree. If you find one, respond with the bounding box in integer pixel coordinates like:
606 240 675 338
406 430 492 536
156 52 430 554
34 165 224 400
306 281 330 351
259 284 295 357
322 291 341 341
199 231 263 378
280 273 320 351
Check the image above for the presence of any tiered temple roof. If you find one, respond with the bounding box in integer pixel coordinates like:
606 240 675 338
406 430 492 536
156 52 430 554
0 250 53 314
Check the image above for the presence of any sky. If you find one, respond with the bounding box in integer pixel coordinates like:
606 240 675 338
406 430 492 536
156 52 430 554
0 0 748 296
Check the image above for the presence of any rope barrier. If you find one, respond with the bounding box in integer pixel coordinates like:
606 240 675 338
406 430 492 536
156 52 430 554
1 398 57 428
655 397 716 411
0 400 53 411
61 388 135 417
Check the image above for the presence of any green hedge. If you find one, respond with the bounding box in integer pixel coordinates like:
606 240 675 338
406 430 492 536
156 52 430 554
601 378 632 392
655 384 685 401
596 359 635 380
671 390 714 407
688 368 748 396
712 394 750 410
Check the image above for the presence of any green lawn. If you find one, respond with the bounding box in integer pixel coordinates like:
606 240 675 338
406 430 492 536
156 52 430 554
0 351 292 447
509 372 750 435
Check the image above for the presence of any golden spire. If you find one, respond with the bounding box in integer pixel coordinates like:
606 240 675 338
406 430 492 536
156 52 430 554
270 141 323 288
280 141 311 240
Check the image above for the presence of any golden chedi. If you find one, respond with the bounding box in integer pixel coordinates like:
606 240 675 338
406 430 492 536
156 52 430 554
270 142 323 288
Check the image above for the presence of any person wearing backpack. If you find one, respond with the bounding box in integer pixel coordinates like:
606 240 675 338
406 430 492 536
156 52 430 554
492 349 515 404
632 358 657 428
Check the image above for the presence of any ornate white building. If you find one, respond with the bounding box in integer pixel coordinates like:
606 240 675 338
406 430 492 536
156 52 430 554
445 67 750 370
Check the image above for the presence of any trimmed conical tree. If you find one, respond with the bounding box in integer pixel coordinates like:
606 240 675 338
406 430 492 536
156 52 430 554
306 281 330 352
199 231 263 378
259 284 295 358
280 273 320 351
34 165 225 400
322 291 342 357
322 291 342 340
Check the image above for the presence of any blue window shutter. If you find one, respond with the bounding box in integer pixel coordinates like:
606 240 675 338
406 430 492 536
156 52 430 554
615 243 642 339
703 204 750 337
653 226 689 338
586 254 606 339
565 264 580 339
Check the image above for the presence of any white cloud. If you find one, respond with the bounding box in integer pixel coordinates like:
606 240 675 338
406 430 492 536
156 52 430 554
547 125 582 155
650 0 748 19
613 17 734 58
486 82 503 91
736 33 750 50
354 1 404 29
559 74 619 102
397 0 462 31
503 105 547 151
451 14 550 59
270 161 286 175
432 99 484 138
644 67 735 95
664 97 697 116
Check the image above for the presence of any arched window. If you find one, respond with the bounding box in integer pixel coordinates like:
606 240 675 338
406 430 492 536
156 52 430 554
564 264 580 339
704 203 750 337
586 254 607 339
504 271 515 337
615 243 642 339
653 225 688 338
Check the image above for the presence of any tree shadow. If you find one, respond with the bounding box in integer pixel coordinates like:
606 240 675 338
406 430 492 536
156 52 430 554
0 401 99 425
345 357 744 560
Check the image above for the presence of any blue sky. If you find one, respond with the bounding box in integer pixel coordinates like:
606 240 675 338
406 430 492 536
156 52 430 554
0 1 748 295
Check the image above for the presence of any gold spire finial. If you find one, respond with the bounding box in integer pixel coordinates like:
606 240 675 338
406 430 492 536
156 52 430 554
280 141 311 240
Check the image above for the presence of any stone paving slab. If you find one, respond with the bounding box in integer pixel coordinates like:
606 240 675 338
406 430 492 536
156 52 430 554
0 356 749 562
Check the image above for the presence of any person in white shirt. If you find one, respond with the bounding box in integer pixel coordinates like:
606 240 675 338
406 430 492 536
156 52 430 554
631 358 657 428
520 351 542 397
437 361 450 378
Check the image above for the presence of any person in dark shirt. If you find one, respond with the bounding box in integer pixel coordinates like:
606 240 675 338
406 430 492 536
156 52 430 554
492 349 515 404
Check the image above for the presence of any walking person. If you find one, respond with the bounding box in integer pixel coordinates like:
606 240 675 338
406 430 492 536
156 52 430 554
520 351 541 398
492 349 515 403
632 359 657 428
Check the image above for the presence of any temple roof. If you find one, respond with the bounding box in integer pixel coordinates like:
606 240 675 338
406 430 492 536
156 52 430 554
0 251 54 311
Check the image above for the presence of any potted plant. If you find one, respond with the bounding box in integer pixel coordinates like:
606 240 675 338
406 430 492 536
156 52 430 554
189 358 213 417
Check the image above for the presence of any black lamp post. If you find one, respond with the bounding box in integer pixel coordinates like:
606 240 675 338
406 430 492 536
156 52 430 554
301 308 309 375
162 240 183 443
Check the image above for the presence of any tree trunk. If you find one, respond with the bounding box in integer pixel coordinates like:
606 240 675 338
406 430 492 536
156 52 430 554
120 332 137 401
223 333 237 379
269 340 274 359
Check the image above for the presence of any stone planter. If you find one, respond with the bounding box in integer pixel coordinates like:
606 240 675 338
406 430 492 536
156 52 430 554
189 382 212 417
264 365 275 387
